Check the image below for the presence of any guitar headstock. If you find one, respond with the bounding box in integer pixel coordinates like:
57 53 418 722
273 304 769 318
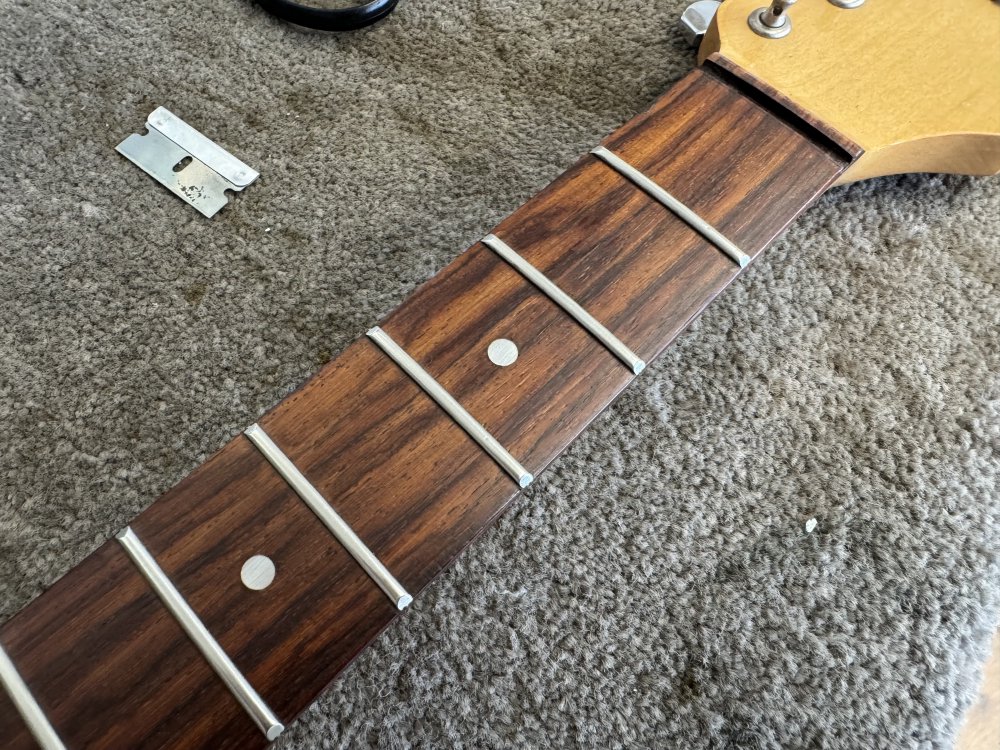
696 0 1000 183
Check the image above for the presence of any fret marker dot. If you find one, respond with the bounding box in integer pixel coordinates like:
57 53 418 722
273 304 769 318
241 555 276 591
488 338 518 367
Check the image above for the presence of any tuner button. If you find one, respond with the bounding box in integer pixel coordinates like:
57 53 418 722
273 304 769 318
679 0 721 48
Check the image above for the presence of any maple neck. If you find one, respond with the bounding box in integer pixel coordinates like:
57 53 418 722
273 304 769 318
1 57 859 750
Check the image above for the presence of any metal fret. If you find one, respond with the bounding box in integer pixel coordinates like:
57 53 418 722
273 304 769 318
481 234 646 375
244 423 413 610
367 326 534 488
0 643 66 750
591 145 751 268
115 527 285 742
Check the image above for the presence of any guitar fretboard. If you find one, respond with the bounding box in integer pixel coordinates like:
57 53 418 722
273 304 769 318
0 57 859 749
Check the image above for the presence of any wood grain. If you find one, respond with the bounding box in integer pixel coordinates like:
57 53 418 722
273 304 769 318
702 0 1000 183
0 682 35 750
495 65 848 366
0 542 255 749
0 64 855 748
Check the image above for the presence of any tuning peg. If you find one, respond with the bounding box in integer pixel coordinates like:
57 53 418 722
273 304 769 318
749 0 797 39
679 1 722 47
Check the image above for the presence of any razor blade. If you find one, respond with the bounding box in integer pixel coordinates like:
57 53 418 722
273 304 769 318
116 107 259 218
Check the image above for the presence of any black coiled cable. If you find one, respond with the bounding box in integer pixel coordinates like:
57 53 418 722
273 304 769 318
255 0 399 31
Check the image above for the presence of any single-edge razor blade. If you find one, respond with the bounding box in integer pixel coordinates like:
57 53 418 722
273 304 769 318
116 107 258 218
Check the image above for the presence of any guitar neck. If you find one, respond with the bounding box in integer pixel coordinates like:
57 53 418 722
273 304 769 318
0 56 859 750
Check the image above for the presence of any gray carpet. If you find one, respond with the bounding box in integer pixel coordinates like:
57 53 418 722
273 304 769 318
2 1 999 748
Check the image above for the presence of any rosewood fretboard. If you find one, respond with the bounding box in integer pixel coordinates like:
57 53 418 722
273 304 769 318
0 57 860 749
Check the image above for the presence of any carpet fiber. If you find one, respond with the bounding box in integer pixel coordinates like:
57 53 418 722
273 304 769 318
1 1 998 747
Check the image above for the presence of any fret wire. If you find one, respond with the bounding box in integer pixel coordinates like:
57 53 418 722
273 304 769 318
243 423 413 611
366 326 534 489
115 527 285 742
0 643 66 750
481 233 646 376
591 145 751 268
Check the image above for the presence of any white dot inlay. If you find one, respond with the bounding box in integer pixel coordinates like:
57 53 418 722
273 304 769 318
487 338 518 367
241 555 276 591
